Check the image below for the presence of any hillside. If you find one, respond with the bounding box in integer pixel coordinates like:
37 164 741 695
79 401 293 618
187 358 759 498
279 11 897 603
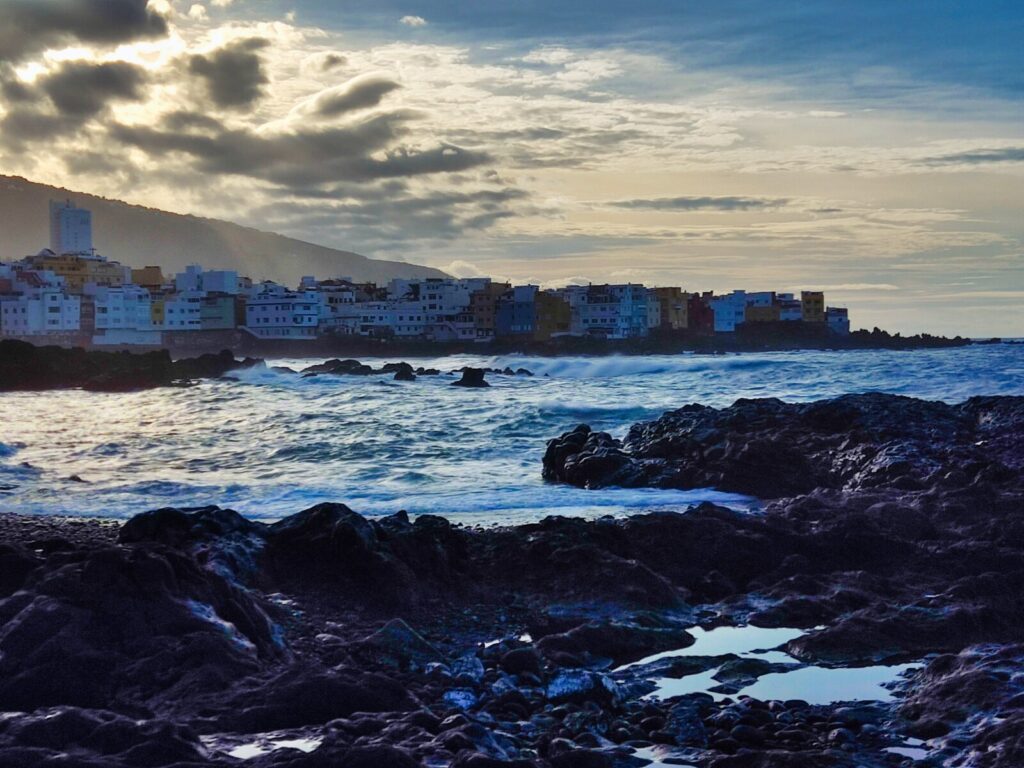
0 176 447 284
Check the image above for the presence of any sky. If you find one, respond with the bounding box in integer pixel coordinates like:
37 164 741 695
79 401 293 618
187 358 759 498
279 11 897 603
0 1 1021 335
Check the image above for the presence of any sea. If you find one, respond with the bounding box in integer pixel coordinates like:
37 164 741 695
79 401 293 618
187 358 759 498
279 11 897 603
1 344 1021 523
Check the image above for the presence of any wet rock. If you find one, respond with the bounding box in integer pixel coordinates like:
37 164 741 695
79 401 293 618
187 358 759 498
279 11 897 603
0 543 281 712
0 707 207 766
0 340 261 392
546 670 622 707
451 652 486 684
221 667 417 731
666 699 708 747
549 749 612 768
442 688 479 711
537 621 693 667
359 619 443 669
453 368 490 387
542 393 1022 498
337 745 420 768
0 543 37 597
301 359 375 376
501 647 542 676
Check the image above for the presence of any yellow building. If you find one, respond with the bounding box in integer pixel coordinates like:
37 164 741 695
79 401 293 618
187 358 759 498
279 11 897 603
651 287 689 329
745 304 781 323
801 291 825 322
150 297 166 327
132 266 166 291
23 251 128 294
534 292 571 341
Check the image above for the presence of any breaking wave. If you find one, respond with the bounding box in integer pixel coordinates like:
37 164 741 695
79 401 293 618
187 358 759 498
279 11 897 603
0 345 1020 521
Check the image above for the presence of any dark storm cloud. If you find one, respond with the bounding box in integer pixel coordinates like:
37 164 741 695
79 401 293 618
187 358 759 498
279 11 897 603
307 75 402 117
247 185 527 247
108 110 490 187
0 0 167 63
0 108 80 145
610 196 789 211
924 147 1024 166
188 37 271 109
1 77 34 103
0 60 147 148
40 60 148 117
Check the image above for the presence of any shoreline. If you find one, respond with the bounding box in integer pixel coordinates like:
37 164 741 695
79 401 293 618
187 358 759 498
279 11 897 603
0 392 1021 766
2 325 997 361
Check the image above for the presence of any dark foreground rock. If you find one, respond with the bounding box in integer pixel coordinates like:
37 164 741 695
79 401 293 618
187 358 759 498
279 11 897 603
0 339 262 391
0 392 1021 766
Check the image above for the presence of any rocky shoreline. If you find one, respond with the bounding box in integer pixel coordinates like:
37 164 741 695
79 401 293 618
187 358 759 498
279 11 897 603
0 339 262 392
0 393 1021 766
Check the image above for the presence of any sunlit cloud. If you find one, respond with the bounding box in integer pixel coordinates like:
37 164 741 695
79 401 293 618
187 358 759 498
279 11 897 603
0 1 1020 335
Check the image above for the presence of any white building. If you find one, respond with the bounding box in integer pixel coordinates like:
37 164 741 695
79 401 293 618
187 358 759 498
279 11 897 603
776 293 803 321
1 290 81 335
89 285 153 331
350 300 426 338
710 290 748 332
244 285 320 339
746 291 775 309
0 264 81 336
553 284 652 339
827 306 851 335
49 199 93 255
387 277 490 339
163 290 204 331
175 265 239 295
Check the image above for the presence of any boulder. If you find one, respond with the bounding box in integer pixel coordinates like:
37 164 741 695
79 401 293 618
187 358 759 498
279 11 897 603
452 368 490 388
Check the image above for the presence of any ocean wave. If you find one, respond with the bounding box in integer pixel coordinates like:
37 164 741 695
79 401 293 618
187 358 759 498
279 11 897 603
481 354 790 380
1 345 1021 521
0 442 21 459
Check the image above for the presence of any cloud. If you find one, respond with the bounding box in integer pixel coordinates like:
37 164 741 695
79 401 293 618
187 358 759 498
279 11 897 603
320 53 347 71
609 196 789 212
0 60 148 148
0 0 168 64
109 111 491 187
245 185 527 249
442 260 489 278
399 16 428 27
297 74 402 119
924 147 1024 166
794 283 903 292
188 37 270 109
40 60 148 117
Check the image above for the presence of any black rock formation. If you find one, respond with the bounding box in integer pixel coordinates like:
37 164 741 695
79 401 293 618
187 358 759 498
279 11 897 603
452 368 490 387
0 340 262 391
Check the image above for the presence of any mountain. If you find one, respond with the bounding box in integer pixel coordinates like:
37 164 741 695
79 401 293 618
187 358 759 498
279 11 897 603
0 176 447 284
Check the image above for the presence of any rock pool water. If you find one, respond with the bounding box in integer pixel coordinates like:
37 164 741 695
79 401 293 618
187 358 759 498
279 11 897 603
625 625 920 706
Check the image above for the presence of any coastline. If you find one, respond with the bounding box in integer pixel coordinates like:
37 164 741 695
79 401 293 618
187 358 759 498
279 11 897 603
0 323 990 361
0 392 1021 766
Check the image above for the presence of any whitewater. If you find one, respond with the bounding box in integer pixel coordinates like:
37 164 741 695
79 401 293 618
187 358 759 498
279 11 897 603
1 344 1021 522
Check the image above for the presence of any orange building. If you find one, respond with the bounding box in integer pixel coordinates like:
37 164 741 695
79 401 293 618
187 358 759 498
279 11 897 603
470 282 511 339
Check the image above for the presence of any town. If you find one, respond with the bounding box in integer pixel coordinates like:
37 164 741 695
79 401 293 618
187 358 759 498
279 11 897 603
0 200 851 349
